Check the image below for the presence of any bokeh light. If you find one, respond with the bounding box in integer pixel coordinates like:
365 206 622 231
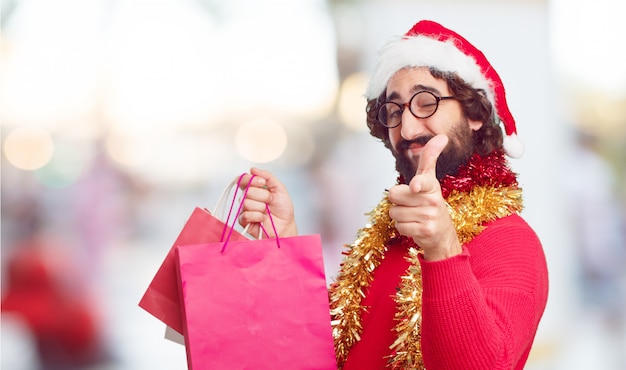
235 118 288 163
3 127 55 170
104 132 153 168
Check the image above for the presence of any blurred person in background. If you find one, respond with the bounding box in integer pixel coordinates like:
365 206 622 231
567 129 626 365
1 138 145 369
569 131 626 315
1 210 113 370
237 20 549 369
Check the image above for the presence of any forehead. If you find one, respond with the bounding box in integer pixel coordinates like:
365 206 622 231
386 67 449 98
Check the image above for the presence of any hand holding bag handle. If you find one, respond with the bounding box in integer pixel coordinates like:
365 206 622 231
221 174 280 252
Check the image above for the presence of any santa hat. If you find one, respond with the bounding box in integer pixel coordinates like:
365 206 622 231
365 20 524 158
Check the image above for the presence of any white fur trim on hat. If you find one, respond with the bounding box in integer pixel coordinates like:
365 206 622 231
364 36 495 108
503 133 524 159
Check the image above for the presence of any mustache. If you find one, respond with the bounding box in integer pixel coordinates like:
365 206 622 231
396 135 434 152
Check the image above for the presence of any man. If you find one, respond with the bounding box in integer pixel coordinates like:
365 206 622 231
238 20 548 369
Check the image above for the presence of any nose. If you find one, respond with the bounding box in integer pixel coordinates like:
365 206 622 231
399 108 427 141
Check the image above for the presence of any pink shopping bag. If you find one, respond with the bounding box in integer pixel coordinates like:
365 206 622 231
139 176 250 335
175 178 337 369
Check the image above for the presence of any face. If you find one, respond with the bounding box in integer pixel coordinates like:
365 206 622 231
385 67 483 182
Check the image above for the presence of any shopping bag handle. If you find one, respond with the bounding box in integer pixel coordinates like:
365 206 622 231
211 175 258 239
220 174 270 241
212 176 240 219
221 174 281 253
218 174 246 242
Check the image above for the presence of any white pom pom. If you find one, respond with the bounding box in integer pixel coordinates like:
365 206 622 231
503 133 524 159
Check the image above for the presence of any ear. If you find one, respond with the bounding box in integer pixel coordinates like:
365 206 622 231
468 118 483 131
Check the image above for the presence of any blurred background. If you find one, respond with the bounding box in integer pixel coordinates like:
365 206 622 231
1 0 625 369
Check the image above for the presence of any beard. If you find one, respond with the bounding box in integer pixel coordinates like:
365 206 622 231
392 120 475 184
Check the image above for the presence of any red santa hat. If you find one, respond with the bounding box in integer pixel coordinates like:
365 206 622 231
365 20 524 158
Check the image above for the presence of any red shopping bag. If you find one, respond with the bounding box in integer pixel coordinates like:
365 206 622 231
175 179 337 369
139 176 250 335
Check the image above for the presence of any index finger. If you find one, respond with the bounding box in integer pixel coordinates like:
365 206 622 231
416 134 449 176
410 135 448 194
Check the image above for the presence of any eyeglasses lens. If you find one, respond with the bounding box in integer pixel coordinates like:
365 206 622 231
411 92 437 118
378 104 398 127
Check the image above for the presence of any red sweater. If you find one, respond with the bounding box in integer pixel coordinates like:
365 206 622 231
343 214 549 370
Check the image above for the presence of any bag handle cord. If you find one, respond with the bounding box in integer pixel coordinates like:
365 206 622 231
221 173 281 253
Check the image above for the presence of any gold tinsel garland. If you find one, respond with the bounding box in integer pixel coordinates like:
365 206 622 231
329 184 524 369
329 199 398 363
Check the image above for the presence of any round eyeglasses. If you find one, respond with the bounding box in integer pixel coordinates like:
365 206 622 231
377 91 456 128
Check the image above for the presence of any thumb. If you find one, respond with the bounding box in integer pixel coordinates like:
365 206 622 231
250 167 282 191
409 134 448 194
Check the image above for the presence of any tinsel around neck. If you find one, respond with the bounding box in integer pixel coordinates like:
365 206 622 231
440 150 519 198
398 150 519 198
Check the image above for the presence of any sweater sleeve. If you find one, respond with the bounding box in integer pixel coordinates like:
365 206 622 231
418 214 548 370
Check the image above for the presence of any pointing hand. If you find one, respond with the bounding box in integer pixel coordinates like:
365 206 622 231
388 135 462 261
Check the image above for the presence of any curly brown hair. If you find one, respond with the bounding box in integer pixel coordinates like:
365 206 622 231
365 67 503 155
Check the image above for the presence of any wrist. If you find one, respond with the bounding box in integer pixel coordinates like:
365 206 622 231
279 221 298 237
420 237 462 262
